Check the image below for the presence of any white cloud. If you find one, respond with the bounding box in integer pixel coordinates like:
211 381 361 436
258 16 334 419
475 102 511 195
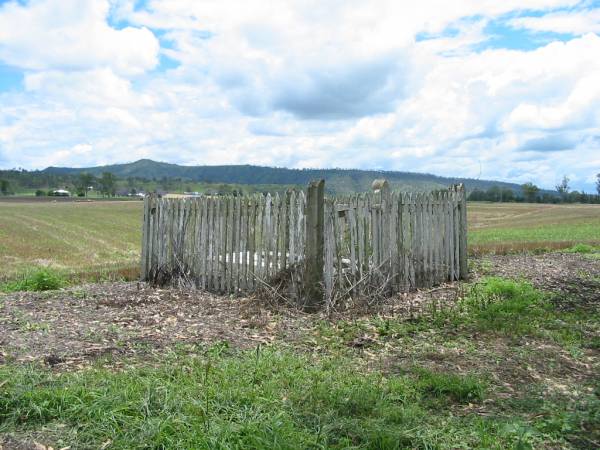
0 0 599 192
0 0 159 75
510 8 600 35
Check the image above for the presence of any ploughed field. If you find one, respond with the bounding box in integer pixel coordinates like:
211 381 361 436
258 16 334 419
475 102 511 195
1 199 600 281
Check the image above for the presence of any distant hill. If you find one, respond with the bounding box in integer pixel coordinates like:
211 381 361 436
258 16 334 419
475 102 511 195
42 159 526 195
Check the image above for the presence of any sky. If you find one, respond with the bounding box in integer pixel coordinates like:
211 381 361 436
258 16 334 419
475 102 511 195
0 0 599 192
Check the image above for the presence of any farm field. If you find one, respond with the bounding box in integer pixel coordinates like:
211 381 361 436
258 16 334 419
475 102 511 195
0 200 143 282
2 199 600 283
469 202 600 254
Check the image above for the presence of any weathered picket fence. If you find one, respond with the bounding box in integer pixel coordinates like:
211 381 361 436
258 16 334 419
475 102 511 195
140 181 467 308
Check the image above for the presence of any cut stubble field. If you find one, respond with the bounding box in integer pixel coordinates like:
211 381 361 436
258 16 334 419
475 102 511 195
469 202 600 255
0 200 143 282
1 199 600 281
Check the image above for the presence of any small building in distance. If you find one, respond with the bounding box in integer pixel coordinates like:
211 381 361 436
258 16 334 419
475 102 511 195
163 192 201 199
50 189 70 197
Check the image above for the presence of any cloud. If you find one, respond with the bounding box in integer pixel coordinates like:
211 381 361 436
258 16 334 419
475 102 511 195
518 134 576 152
0 0 159 75
510 8 600 35
0 0 599 192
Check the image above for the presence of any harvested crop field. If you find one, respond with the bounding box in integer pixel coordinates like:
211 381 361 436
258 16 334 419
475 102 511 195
1 251 599 449
0 200 143 281
469 202 600 254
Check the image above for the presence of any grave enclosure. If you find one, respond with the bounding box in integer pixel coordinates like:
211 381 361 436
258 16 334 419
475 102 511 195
140 181 467 309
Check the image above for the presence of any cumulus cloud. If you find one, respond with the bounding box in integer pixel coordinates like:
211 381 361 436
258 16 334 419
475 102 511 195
0 0 159 75
0 0 599 192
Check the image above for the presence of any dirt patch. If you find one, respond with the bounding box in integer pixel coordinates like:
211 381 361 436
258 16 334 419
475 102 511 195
0 282 314 370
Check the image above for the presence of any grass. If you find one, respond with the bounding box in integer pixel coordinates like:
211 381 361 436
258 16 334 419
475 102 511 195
0 349 492 449
2 277 599 448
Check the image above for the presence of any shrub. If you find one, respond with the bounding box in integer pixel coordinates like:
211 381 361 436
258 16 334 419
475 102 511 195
35 189 46 197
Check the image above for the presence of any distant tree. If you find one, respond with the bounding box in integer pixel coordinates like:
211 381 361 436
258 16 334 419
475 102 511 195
596 173 600 195
486 185 502 202
555 175 570 200
0 179 12 195
468 188 485 201
76 172 94 197
521 182 540 203
500 188 515 202
99 172 116 197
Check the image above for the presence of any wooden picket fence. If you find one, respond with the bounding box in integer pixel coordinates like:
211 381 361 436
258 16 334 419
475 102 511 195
140 181 467 307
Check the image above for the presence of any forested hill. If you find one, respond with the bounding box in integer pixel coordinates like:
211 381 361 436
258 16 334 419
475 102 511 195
41 159 522 194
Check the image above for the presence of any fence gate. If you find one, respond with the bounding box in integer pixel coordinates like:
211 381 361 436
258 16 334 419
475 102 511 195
141 181 467 308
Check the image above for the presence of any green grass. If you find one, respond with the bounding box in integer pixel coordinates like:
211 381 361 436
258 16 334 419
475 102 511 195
0 347 569 450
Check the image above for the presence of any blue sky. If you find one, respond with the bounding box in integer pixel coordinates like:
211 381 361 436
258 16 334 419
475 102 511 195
1 0 600 192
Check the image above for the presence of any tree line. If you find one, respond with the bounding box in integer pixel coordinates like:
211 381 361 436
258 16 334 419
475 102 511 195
468 175 600 204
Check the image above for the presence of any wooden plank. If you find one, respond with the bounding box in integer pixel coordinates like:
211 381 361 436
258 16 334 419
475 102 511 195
204 197 215 291
449 189 455 281
425 194 432 287
458 184 468 280
140 195 149 280
201 196 208 289
240 196 247 291
453 189 460 281
432 193 440 284
248 196 256 291
400 193 409 290
390 192 399 292
288 190 296 266
347 202 358 292
213 197 220 291
255 194 263 283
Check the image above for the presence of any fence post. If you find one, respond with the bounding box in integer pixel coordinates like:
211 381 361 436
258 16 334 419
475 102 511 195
304 179 325 310
458 184 468 278
140 194 149 281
